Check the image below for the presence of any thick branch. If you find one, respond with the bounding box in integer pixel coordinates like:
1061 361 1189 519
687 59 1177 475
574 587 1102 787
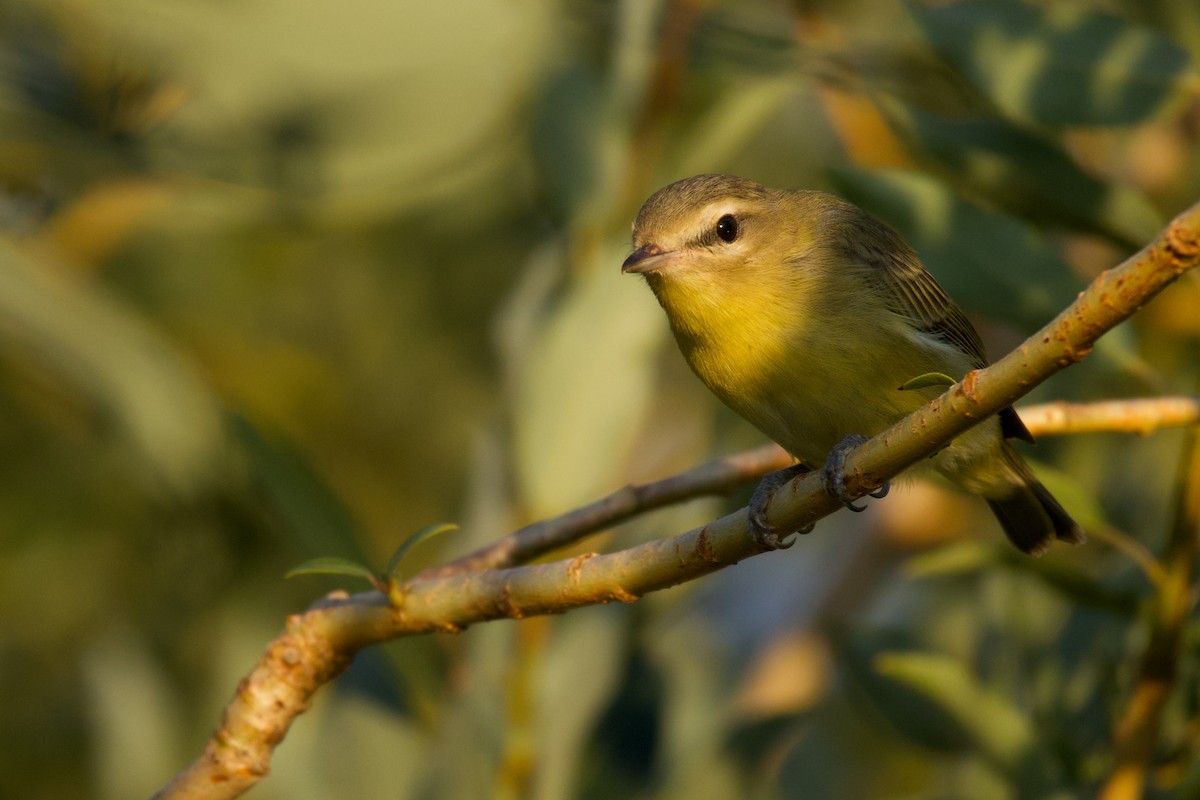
153 200 1200 800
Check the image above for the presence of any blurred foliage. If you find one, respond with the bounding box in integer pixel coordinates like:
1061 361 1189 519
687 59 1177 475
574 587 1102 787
1 0 1199 798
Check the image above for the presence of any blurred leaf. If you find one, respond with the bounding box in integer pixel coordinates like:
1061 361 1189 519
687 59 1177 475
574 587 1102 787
645 618 744 800
82 626 183 799
581 649 663 800
230 414 365 562
533 608 628 800
515 263 662 517
914 0 1193 127
829 167 1080 331
1026 459 1111 535
836 627 973 753
997 550 1140 616
285 556 378 586
0 238 225 494
692 8 801 75
43 179 177 268
853 42 991 117
96 0 549 220
874 651 1049 784
675 75 794 178
905 540 998 578
427 622 515 799
297 694 428 800
900 470 1140 613
385 523 458 580
884 105 1164 247
531 63 607 220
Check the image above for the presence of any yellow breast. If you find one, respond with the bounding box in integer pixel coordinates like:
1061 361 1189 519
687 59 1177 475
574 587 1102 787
647 262 970 466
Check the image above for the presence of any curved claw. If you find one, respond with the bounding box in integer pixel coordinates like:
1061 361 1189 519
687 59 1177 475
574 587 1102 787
820 434 867 505
869 482 890 500
748 463 811 550
821 434 883 511
748 513 796 550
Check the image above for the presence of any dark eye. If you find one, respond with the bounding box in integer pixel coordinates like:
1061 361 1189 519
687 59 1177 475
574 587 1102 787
715 214 738 243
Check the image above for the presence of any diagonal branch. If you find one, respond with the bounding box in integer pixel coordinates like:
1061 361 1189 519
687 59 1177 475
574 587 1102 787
423 395 1200 579
419 444 793 579
152 200 1200 800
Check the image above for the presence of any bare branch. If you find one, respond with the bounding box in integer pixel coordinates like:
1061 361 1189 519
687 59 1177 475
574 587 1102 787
420 444 793 579
152 200 1200 800
424 395 1200 578
1020 396 1200 437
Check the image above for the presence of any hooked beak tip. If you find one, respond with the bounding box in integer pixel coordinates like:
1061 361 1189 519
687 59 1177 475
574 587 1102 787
622 243 671 274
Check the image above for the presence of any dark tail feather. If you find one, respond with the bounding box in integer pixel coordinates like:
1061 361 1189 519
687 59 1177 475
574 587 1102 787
986 444 1087 557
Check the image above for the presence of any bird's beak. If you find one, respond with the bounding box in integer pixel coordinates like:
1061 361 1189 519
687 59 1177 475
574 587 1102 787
621 243 679 274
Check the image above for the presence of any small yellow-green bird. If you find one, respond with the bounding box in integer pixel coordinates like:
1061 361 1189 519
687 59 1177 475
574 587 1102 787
622 174 1085 556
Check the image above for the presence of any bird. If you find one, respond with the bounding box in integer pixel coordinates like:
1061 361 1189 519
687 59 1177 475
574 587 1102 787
621 174 1085 556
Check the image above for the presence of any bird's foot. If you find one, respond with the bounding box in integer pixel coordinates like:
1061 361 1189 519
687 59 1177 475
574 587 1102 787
821 434 890 511
748 463 813 549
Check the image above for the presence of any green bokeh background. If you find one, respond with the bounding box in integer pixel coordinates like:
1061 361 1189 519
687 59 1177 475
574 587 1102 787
3 0 1200 797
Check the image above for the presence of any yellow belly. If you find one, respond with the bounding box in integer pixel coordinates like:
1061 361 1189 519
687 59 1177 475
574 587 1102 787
679 311 975 469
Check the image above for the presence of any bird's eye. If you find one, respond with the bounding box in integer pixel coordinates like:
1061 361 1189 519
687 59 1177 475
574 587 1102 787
715 214 738 243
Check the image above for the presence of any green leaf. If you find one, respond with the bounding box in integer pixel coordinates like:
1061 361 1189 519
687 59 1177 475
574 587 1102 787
285 557 379 586
874 651 1049 786
885 105 1164 247
385 523 459 580
997 549 1140 616
899 371 957 391
230 414 366 563
834 628 972 753
0 240 226 495
531 64 606 218
676 76 794 178
533 609 628 800
914 0 1193 127
904 540 998 578
515 265 663 517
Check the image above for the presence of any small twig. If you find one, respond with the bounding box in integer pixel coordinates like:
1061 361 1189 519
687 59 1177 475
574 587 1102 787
1081 526 1169 591
419 444 793 579
1019 396 1200 437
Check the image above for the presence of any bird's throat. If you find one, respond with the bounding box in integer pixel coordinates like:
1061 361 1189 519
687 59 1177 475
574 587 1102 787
646 270 798 404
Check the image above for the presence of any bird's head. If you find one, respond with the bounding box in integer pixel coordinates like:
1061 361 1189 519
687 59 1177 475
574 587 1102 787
621 174 780 281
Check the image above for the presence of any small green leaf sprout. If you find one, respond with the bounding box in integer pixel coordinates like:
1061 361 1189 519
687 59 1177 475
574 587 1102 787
286 523 458 603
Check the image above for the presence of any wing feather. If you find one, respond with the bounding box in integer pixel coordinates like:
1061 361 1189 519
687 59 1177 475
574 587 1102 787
826 203 1036 444
829 206 988 368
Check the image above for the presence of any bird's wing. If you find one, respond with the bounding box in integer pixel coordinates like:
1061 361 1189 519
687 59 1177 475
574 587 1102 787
874 247 990 370
834 209 1036 443
833 209 989 368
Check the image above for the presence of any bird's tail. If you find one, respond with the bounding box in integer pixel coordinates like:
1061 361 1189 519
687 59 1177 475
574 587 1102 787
985 442 1087 557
